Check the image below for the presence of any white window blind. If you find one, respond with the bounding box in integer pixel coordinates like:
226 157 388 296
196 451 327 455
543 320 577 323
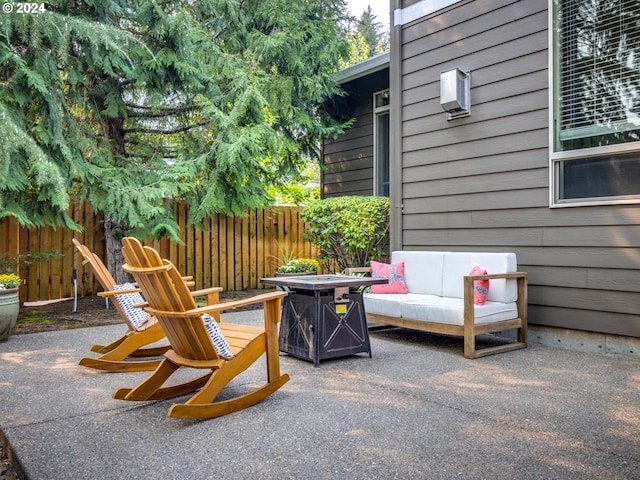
556 0 640 150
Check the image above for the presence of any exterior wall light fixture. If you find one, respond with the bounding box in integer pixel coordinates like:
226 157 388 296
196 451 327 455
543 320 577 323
440 68 470 120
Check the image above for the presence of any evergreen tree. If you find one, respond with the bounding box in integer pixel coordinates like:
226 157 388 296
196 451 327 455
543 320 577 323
342 31 370 68
356 6 388 58
0 0 351 280
343 5 389 65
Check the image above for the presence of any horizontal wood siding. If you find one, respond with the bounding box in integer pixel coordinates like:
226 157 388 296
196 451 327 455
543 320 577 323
398 0 640 337
0 204 318 303
322 69 389 197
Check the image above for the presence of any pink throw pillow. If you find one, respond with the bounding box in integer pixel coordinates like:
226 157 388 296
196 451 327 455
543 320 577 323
370 261 408 294
470 265 489 305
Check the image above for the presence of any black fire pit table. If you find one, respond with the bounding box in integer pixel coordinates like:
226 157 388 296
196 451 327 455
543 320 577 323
260 274 388 366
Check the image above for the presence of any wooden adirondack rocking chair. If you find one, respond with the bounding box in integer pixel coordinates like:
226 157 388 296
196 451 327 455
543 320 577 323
73 239 221 372
113 237 289 419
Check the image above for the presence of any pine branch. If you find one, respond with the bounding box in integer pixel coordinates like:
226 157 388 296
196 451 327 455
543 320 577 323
126 104 200 118
123 121 209 135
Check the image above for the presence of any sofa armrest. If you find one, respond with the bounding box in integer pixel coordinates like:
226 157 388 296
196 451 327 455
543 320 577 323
464 271 527 281
463 271 527 307
463 271 528 358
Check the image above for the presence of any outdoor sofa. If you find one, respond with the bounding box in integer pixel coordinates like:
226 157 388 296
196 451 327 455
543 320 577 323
353 251 528 359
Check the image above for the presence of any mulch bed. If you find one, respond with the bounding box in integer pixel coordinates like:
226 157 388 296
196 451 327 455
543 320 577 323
0 446 18 480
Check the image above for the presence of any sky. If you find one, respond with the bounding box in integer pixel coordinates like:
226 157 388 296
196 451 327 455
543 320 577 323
345 0 391 28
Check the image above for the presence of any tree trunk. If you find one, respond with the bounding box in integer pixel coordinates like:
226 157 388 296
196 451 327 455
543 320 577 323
104 216 132 285
101 109 131 284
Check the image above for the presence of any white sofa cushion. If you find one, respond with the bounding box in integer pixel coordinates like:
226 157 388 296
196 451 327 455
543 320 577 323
391 251 445 296
401 297 519 326
441 252 517 303
363 293 427 318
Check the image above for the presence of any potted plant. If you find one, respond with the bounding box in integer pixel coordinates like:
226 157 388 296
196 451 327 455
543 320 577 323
275 258 319 276
0 273 21 341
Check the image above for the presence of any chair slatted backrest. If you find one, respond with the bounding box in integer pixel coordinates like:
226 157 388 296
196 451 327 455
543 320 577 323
121 237 219 361
72 238 136 331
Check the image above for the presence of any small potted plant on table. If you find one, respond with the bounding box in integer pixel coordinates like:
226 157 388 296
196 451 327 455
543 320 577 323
275 258 319 276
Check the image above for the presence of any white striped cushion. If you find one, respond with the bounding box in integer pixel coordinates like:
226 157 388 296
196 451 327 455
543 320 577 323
112 283 151 329
203 314 234 359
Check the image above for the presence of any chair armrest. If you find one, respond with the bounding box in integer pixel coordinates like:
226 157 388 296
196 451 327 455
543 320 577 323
144 291 288 318
97 287 140 298
97 281 201 298
189 287 223 297
189 286 223 321
188 291 287 316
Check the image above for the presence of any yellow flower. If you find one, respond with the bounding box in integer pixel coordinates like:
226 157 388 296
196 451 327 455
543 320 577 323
0 274 21 289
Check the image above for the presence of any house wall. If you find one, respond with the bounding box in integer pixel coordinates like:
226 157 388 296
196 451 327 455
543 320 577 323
322 69 389 197
395 0 640 337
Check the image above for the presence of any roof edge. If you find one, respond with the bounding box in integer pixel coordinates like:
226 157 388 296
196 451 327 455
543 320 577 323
335 51 390 84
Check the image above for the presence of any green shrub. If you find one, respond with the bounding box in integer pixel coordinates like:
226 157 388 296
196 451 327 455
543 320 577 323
302 196 389 271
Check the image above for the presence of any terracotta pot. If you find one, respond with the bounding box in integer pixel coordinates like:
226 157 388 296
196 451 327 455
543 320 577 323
0 288 19 341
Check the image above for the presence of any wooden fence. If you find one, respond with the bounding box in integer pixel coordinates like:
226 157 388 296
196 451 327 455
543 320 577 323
0 203 319 303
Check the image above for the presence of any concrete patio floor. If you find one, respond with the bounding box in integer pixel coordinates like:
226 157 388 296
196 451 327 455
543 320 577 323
0 310 638 479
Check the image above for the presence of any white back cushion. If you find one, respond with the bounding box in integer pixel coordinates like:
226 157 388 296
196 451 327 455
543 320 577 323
441 252 518 302
391 251 445 296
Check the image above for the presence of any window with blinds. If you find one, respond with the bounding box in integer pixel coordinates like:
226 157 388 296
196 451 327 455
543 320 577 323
554 0 640 152
551 0 640 206
374 89 390 198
